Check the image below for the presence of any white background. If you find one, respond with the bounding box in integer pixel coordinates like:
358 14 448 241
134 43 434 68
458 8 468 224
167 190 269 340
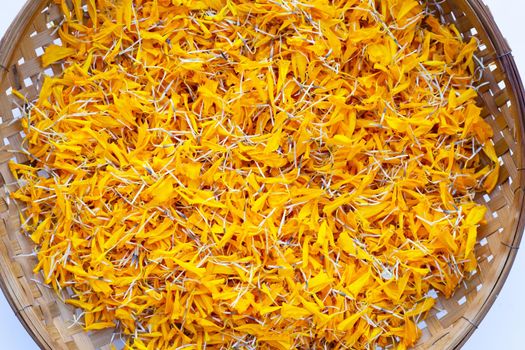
0 1 524 349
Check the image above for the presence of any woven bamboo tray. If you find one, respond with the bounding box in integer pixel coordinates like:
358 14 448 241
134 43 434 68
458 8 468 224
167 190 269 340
0 0 524 349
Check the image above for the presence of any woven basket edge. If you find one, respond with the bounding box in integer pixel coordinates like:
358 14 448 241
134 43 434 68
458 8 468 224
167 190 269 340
0 0 46 83
452 0 525 348
0 3 57 350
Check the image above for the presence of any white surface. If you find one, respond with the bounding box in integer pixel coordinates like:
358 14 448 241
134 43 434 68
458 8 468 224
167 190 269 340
0 1 524 349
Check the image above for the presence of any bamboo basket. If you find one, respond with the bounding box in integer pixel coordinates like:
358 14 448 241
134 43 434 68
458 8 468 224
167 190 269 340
0 0 523 349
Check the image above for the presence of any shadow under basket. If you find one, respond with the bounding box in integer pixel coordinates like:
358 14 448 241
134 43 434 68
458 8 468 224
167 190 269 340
0 0 524 349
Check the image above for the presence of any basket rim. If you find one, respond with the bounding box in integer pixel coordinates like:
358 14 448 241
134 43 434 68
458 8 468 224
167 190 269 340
0 2 59 348
448 2 525 348
0 0 524 349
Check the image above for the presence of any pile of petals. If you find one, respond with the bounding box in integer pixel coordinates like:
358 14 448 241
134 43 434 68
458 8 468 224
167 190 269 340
11 0 498 349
